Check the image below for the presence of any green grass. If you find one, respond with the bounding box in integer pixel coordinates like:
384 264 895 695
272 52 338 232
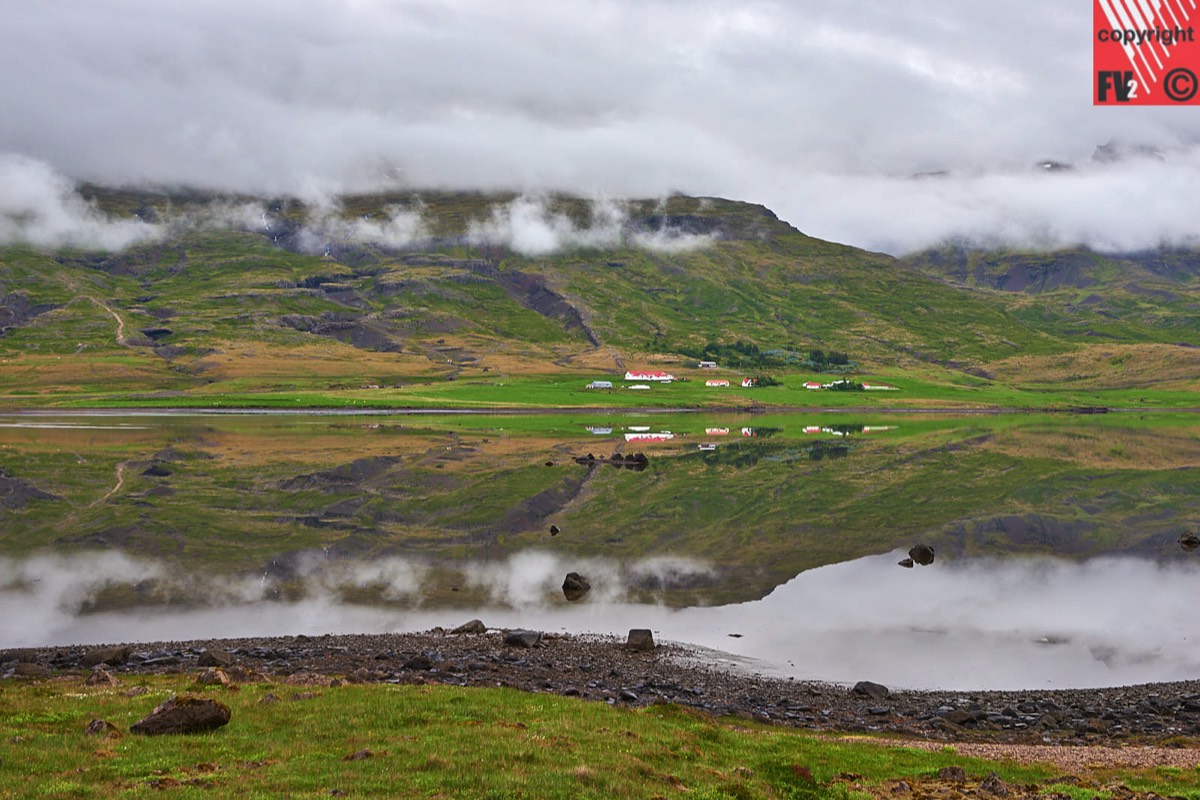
6 673 1183 800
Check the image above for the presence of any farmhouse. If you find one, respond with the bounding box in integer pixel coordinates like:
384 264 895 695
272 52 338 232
705 379 730 387
586 380 613 389
697 361 718 369
803 382 822 390
741 377 756 388
625 371 675 382
705 427 730 435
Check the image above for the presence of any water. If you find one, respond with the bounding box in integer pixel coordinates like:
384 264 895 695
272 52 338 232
2 410 1199 689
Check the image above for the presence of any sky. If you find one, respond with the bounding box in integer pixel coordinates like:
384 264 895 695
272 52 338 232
2 0 1199 254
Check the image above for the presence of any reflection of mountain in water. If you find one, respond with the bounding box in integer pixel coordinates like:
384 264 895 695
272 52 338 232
702 440 853 468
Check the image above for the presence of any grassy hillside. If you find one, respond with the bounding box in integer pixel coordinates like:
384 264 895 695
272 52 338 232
1 190 1197 408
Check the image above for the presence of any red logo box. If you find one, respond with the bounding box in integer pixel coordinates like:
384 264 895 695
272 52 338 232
1094 0 1198 105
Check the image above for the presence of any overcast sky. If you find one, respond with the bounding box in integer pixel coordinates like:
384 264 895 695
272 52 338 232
2 0 1199 253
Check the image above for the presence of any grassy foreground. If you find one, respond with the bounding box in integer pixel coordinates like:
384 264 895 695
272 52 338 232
3 674 1199 799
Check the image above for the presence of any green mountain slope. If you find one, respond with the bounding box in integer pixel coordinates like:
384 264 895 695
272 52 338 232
1 190 1198 405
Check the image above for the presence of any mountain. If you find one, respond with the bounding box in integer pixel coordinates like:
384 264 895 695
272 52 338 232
1 188 1198 404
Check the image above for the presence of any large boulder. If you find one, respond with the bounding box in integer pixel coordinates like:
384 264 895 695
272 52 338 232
81 646 131 668
626 629 655 651
451 619 487 635
130 694 231 735
852 681 890 701
504 630 542 648
197 648 233 668
562 572 591 602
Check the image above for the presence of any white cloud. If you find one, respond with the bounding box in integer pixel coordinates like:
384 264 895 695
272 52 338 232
0 2 1197 253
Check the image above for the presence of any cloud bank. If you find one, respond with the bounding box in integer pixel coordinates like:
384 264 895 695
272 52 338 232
1 1 1198 253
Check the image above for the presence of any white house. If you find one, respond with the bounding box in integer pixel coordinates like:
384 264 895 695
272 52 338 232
625 370 675 382
697 361 718 369
705 379 730 387
586 380 613 389
863 383 898 391
803 382 822 390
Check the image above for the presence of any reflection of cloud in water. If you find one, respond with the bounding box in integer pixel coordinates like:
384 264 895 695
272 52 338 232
3 552 1199 690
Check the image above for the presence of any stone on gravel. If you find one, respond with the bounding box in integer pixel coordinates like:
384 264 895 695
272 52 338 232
81 645 132 668
852 681 890 701
562 572 591 602
504 630 542 648
937 766 966 782
908 544 935 566
402 654 433 671
452 619 487 635
198 648 233 668
626 629 655 651
195 667 231 687
130 694 231 735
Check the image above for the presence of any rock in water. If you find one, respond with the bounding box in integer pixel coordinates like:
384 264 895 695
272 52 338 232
1180 531 1200 552
908 544 935 566
130 694 231 735
897 558 914 568
626 629 655 651
562 572 591 601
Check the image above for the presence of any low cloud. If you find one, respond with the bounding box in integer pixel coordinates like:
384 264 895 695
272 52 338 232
0 154 162 250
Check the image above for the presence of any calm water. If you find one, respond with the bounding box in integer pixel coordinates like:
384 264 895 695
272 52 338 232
2 411 1199 689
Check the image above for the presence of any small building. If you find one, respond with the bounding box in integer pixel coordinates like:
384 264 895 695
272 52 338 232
586 380 613 389
628 384 651 390
803 426 821 434
698 443 717 451
585 426 613 434
862 383 898 391
697 361 718 369
625 432 674 442
705 427 730 435
624 370 675 382
705 379 730 387
741 377 757 388
803 382 822 390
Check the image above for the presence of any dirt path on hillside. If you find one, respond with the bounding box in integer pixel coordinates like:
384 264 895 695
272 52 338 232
85 297 128 346
90 461 128 506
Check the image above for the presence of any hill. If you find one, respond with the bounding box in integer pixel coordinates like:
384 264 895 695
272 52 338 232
2 188 1197 407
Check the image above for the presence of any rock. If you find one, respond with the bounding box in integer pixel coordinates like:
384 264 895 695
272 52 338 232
86 667 120 686
12 662 52 678
85 718 120 736
141 463 172 478
195 667 231 687
451 619 487 635
504 630 542 648
620 689 639 702
562 572 591 601
130 694 231 735
980 772 1010 796
198 648 233 668
1180 531 1200 552
258 692 279 704
908 544 935 566
897 558 914 568
402 654 433 671
852 681 890 702
549 524 560 536
81 646 132 668
343 749 374 761
937 766 966 782
626 629 655 651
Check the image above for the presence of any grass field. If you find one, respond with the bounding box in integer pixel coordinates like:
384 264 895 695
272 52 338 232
9 673 1198 799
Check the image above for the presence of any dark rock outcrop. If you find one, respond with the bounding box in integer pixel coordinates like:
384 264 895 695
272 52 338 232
562 572 591 602
626 629 655 651
908 544 935 566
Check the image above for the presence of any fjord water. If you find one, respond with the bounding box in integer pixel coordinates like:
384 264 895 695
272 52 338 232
2 411 1198 689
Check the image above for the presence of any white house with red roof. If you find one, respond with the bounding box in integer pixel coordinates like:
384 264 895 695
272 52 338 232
803 381 822 390
705 379 730 387
624 370 675 382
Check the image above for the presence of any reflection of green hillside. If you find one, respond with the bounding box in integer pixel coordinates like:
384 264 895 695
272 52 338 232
1 413 1198 605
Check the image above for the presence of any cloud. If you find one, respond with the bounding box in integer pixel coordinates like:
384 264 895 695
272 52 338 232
1 2 1198 253
0 153 162 249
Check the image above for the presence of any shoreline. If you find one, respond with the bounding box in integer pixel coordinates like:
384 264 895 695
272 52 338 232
7 629 1200 748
